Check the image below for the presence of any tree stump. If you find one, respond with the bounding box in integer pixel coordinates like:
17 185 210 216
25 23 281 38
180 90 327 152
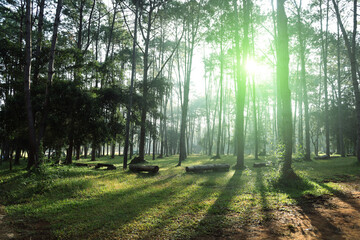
129 156 148 164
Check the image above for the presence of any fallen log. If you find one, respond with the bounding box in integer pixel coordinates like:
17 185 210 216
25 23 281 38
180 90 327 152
314 155 330 160
74 163 97 167
129 164 159 173
74 163 89 167
95 163 116 170
185 164 230 173
253 163 267 168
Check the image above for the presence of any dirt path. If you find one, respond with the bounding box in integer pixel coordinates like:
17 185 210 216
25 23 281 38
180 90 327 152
267 191 360 239
0 205 18 240
197 183 360 239
0 205 52 240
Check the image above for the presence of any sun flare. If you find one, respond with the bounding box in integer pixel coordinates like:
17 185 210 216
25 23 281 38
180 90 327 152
245 59 272 84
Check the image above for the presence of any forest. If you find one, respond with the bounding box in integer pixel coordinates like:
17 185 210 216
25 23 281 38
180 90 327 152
1 0 360 239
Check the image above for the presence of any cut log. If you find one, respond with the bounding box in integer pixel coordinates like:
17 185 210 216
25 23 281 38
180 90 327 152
74 163 89 167
74 163 97 167
129 164 159 173
185 164 230 173
253 163 267 168
95 163 116 170
314 155 330 160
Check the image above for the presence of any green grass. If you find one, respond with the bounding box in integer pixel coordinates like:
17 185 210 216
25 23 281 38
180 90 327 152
1 155 359 239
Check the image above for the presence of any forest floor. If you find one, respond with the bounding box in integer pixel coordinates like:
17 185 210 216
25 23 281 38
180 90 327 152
198 181 360 240
1 155 360 239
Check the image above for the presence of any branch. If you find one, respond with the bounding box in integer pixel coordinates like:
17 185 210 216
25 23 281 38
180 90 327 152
120 2 144 54
84 0 96 52
153 29 185 81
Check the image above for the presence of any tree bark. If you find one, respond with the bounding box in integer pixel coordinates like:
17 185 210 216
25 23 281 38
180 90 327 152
138 2 154 161
38 0 63 147
123 0 139 169
296 0 310 160
215 24 224 159
320 0 330 157
24 0 38 170
336 18 345 157
33 0 45 86
233 0 249 169
178 2 201 166
277 0 293 175
332 0 360 161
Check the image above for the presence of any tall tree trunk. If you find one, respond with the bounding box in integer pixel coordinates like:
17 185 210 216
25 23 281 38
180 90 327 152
296 0 310 160
123 0 139 169
38 0 63 147
24 0 38 170
153 117 157 160
33 0 45 86
177 3 200 166
332 0 360 161
320 0 330 157
215 25 224 159
138 4 154 161
277 0 293 175
66 0 84 165
336 19 345 157
252 77 259 160
14 147 21 165
233 0 250 169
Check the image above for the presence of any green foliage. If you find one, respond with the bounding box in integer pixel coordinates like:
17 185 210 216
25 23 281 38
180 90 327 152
294 144 305 160
272 143 285 162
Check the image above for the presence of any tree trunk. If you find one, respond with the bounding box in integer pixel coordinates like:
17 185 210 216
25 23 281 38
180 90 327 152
123 0 139 169
320 0 330 157
138 4 154 161
76 144 80 160
233 0 249 169
277 0 293 176
84 146 88 158
14 147 21 165
24 0 38 170
33 0 45 86
336 7 345 157
178 5 200 166
215 25 224 159
332 0 360 161
252 77 259 160
296 1 311 160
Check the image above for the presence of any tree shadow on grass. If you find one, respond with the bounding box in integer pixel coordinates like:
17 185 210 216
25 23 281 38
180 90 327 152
276 174 345 239
191 169 245 239
317 181 360 212
255 168 279 239
39 175 192 239
140 173 227 239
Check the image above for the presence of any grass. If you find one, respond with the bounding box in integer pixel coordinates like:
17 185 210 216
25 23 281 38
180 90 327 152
1 154 360 239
